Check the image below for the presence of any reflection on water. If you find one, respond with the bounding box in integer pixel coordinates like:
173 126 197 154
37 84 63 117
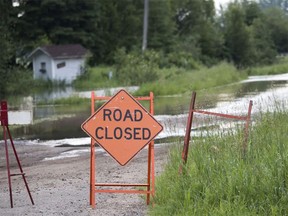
3 74 288 140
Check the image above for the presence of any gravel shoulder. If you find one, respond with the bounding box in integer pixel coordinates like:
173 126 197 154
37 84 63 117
0 142 171 216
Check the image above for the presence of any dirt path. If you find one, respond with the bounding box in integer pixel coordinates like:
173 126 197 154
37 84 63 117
0 143 171 215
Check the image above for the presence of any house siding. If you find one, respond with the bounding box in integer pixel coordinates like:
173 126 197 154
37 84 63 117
52 58 85 84
33 52 53 81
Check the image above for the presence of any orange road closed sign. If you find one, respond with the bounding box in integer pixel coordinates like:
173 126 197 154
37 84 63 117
81 89 163 166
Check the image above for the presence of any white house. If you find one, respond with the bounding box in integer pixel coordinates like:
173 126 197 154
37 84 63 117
29 44 88 84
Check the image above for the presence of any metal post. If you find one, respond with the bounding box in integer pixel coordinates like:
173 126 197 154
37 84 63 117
142 0 149 52
3 124 13 208
243 100 253 155
90 92 96 208
182 92 196 164
147 92 155 204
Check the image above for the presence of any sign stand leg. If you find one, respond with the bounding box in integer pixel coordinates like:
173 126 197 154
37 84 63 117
90 92 96 208
147 142 151 205
3 124 13 208
150 92 155 202
6 126 34 206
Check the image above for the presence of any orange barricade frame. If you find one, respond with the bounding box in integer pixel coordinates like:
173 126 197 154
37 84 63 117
89 92 156 208
181 91 253 165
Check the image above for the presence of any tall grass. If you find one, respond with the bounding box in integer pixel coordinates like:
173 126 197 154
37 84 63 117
73 66 119 90
135 62 246 96
150 109 288 215
246 56 288 75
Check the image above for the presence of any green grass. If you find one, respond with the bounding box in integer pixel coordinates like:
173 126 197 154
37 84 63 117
150 108 288 215
135 62 246 96
246 56 288 75
73 66 120 90
36 96 90 106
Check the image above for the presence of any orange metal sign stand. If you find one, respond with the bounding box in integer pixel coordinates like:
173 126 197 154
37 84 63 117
0 101 34 208
83 90 162 208
181 91 253 165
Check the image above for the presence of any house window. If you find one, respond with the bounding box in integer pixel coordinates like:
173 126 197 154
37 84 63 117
57 62 66 69
40 62 46 73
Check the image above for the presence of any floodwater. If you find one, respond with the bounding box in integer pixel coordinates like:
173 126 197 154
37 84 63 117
1 73 288 158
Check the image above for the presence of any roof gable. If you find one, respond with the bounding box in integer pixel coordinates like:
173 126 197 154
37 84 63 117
29 44 88 59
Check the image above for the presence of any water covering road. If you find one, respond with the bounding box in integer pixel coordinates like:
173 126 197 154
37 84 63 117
2 73 288 160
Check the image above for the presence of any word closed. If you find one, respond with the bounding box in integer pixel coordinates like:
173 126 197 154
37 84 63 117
81 89 163 166
95 108 151 140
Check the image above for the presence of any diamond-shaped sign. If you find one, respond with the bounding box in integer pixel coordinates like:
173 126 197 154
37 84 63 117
81 89 163 166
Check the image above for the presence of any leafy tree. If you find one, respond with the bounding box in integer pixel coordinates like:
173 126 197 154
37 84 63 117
16 0 99 59
0 0 16 95
242 0 263 25
114 48 159 85
148 0 176 52
223 2 254 67
264 7 288 53
91 0 143 64
259 0 288 13
250 17 277 65
171 0 222 63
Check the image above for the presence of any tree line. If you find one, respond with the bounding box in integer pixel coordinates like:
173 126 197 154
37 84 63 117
1 0 288 95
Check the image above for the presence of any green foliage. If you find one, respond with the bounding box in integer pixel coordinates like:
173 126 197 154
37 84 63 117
3 68 69 95
161 51 201 69
0 0 18 96
259 0 288 13
250 17 277 65
263 8 288 53
37 96 89 106
16 0 99 59
224 2 254 67
150 109 288 215
135 62 245 96
246 56 288 75
73 66 119 90
114 49 160 85
91 0 143 64
148 0 176 52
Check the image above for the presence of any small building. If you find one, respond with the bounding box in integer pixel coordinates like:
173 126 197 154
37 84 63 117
29 44 88 84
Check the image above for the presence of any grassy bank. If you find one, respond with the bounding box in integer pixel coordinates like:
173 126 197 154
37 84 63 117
150 108 288 215
30 58 288 105
73 66 120 90
246 56 288 75
134 62 246 96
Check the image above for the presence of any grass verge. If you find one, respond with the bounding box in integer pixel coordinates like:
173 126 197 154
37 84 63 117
150 108 288 215
135 62 246 96
246 56 288 75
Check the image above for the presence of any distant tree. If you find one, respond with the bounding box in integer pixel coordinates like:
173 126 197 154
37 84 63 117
259 0 288 13
242 0 263 25
250 17 277 64
223 2 254 67
264 7 288 53
0 0 16 95
91 0 143 64
148 0 176 53
171 0 222 63
16 0 99 59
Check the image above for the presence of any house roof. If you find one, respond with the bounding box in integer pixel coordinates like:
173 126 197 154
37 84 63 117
29 44 88 59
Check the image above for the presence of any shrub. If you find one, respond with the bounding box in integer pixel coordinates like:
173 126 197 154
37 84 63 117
114 48 159 85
